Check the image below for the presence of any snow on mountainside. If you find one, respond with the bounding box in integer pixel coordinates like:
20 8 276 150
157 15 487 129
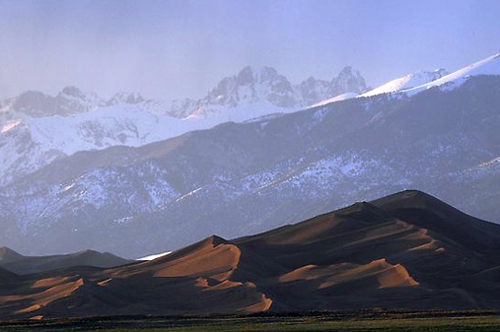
18 106 188 155
1 54 497 187
0 106 176 186
1 54 500 257
0 102 302 186
0 66 368 185
1 86 102 118
0 66 368 122
184 66 302 119
171 65 368 118
360 69 448 97
1 74 499 257
360 53 500 98
405 53 500 95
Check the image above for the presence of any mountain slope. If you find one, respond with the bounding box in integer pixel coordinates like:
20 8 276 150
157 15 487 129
0 66 367 186
406 53 500 95
173 65 367 118
2 86 102 118
360 69 448 97
360 53 500 99
0 191 499 319
0 105 198 186
0 74 499 257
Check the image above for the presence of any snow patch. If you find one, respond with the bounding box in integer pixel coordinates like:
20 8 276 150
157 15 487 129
1 119 22 133
137 251 171 261
476 157 500 168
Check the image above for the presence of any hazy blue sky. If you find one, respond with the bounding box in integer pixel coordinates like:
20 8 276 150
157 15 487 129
1 0 499 100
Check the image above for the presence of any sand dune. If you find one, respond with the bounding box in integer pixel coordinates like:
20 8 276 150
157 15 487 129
141 236 241 281
0 190 499 318
279 259 418 289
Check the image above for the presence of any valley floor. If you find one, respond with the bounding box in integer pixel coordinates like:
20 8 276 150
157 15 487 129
0 310 499 331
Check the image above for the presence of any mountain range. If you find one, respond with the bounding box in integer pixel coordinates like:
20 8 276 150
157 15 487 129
0 191 499 319
0 53 499 258
0 66 367 186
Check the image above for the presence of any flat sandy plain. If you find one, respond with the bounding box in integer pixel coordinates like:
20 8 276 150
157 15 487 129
0 310 499 331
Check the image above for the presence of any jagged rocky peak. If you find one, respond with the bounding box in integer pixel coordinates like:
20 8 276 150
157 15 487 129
168 65 370 117
107 91 146 106
328 66 368 97
57 86 101 104
7 86 102 117
208 76 239 105
297 76 330 106
295 67 368 106
236 66 279 85
10 90 53 117
59 86 86 99
205 65 299 108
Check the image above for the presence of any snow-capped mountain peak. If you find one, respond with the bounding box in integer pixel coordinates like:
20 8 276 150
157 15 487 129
330 66 367 95
405 52 500 95
185 66 301 118
170 65 369 118
296 76 331 106
107 92 146 106
0 65 369 186
360 68 448 97
362 53 500 99
4 86 103 118
236 66 280 85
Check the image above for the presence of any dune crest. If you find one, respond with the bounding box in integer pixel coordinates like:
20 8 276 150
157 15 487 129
149 236 241 281
279 259 418 290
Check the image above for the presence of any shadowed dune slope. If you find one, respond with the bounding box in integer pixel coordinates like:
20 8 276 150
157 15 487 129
0 190 499 319
371 190 500 255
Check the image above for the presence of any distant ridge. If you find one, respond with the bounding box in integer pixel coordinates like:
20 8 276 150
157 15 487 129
0 249 133 275
0 65 367 187
0 246 24 264
360 52 500 98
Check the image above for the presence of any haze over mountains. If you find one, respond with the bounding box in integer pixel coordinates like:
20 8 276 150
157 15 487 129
0 54 499 258
0 66 367 186
0 191 499 319
0 246 132 275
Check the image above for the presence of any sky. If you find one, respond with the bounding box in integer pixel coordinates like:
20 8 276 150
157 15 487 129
1 0 499 101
